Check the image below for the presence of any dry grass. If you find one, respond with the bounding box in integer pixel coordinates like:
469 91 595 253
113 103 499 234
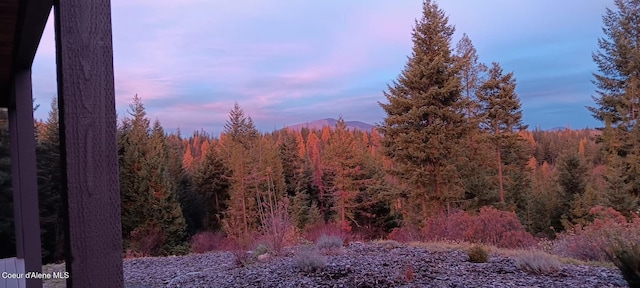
511 249 562 274
316 234 344 255
496 248 613 268
467 245 489 263
375 239 402 249
407 240 477 252
294 249 326 272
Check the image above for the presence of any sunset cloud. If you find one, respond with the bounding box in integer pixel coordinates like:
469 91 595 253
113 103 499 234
31 0 610 134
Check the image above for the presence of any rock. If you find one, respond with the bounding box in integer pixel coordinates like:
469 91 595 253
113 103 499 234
258 253 271 262
123 242 627 287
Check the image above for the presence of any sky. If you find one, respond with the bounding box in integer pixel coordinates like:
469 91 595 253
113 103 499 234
31 0 612 135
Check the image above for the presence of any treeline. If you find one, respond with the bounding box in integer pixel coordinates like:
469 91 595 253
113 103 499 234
0 95 629 262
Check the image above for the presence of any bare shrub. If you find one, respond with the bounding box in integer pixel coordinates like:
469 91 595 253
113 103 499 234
295 249 326 273
388 226 424 243
316 234 344 255
403 263 415 282
189 231 229 254
422 206 536 249
607 242 640 287
514 249 562 274
227 233 257 267
305 222 351 243
498 231 538 249
231 248 254 267
552 206 640 262
259 198 294 255
378 240 402 250
128 221 166 257
467 245 489 263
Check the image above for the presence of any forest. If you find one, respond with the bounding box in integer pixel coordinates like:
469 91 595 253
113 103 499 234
0 0 639 271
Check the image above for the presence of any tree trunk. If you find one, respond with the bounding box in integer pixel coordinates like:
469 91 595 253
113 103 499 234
340 191 346 225
241 167 248 234
497 147 505 203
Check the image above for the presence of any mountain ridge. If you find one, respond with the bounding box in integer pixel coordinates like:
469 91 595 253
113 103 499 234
286 118 375 131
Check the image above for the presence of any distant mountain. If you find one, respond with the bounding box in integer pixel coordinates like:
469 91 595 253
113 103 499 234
548 127 569 132
286 118 375 132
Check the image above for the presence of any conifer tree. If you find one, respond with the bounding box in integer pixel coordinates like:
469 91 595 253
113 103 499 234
306 131 327 218
0 109 14 258
476 62 527 204
36 98 64 262
220 103 260 238
223 102 259 149
452 34 495 210
278 130 305 197
378 0 468 221
323 118 365 229
166 131 204 236
192 142 230 231
118 95 187 255
556 151 589 227
588 0 640 211
455 33 487 119
147 120 188 253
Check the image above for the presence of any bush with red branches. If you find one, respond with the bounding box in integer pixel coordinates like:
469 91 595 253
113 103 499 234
390 206 536 249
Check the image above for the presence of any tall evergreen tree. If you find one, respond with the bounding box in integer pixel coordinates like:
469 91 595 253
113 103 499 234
589 0 640 126
36 98 65 263
220 103 260 238
455 33 487 119
323 118 366 229
476 62 528 204
192 142 230 231
452 34 495 211
147 120 188 253
378 0 468 222
588 0 640 211
118 95 187 255
277 130 305 198
224 102 259 149
556 151 589 227
0 108 14 258
166 131 204 236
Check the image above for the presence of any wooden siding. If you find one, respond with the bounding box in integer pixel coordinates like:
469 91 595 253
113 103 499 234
55 0 123 286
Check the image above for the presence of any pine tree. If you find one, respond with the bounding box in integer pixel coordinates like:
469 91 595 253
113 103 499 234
119 95 151 241
588 0 640 212
166 131 204 236
192 142 230 231
278 130 305 198
476 62 528 204
147 120 188 254
455 33 487 119
378 0 468 221
0 108 14 258
452 34 495 211
36 98 65 263
306 131 327 218
220 103 260 238
589 0 640 126
556 151 589 227
223 102 259 149
323 118 365 230
118 95 187 255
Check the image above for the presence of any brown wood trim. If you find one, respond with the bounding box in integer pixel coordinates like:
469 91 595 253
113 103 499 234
1 0 52 108
54 0 123 286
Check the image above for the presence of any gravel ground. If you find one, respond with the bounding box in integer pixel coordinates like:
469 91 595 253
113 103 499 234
119 242 627 288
